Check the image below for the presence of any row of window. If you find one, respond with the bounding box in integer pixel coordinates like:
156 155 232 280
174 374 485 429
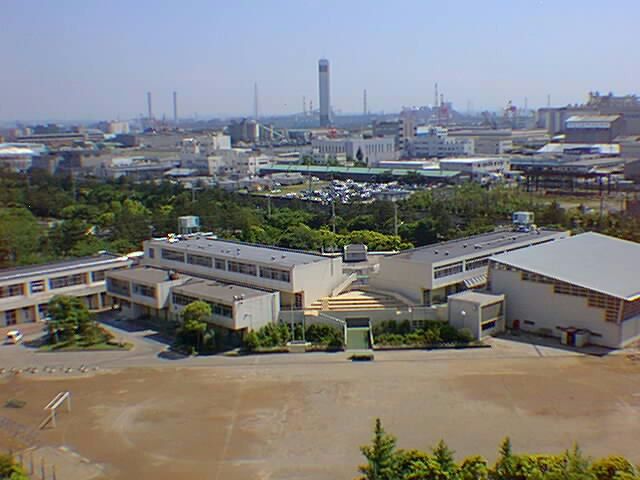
0 284 24 298
49 273 85 290
1 270 109 298
159 248 291 282
133 283 156 298
106 278 131 297
434 262 463 279
171 293 233 318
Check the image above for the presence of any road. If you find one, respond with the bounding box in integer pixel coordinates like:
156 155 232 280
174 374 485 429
0 316 609 375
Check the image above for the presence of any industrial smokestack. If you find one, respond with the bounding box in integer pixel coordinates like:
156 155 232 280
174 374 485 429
173 91 178 125
147 92 153 119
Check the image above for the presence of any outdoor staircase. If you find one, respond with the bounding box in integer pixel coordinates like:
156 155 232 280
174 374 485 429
305 290 406 313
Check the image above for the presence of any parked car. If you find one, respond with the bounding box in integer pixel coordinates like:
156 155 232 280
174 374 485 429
5 330 24 344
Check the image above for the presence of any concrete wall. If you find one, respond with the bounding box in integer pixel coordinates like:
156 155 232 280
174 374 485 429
620 314 640 347
490 268 621 347
369 257 429 304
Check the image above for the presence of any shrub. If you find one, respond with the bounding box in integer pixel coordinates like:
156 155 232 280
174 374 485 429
457 328 474 344
424 327 442 344
591 456 637 480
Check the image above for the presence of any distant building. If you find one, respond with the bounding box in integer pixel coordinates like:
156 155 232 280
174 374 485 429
318 59 331 127
14 132 87 147
489 232 640 348
439 157 510 181
0 144 40 172
106 121 130 135
312 137 397 166
228 119 261 144
564 115 624 143
0 253 135 327
448 129 514 155
406 127 474 158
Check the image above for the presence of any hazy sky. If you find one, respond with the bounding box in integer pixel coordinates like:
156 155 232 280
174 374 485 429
2 0 639 122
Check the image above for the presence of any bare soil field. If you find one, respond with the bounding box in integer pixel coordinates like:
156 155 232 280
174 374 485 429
1 355 640 480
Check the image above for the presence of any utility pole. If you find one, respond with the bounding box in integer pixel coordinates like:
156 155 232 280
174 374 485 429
393 202 398 237
331 199 336 235
267 193 272 217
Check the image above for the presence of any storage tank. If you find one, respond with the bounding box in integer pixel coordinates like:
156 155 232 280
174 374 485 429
178 215 200 234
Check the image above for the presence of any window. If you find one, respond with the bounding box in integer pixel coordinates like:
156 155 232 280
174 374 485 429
215 258 226 270
148 248 155 259
212 303 233 318
465 255 491 271
49 274 85 290
161 249 184 262
481 320 497 331
227 261 257 276
38 303 49 317
187 254 213 268
30 280 45 294
133 283 156 298
91 270 106 282
259 266 291 282
172 293 199 306
433 262 463 279
0 283 25 298
5 310 17 326
106 278 131 297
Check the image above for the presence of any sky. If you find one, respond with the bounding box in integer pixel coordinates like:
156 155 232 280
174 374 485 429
2 0 640 122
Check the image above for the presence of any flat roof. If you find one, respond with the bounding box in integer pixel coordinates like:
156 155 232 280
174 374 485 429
150 236 328 267
439 157 504 164
566 115 621 123
173 279 269 302
0 253 130 282
107 266 175 284
262 164 460 178
491 232 640 300
388 229 565 264
448 290 504 306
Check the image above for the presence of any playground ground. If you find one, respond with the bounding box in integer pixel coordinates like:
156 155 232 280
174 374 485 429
1 351 640 480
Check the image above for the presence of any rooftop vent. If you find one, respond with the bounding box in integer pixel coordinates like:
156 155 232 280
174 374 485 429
240 294 245 300
474 244 481 249
463 244 467 248
434 250 438 254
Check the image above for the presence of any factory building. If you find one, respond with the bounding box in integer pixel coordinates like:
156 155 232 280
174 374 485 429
488 232 640 348
369 229 568 306
439 157 510 181
564 115 624 143
0 253 135 327
406 127 474 158
312 137 397 166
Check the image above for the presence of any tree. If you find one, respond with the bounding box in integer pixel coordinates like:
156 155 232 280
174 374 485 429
359 418 398 480
432 439 458 479
459 456 489 480
491 437 516 480
179 301 211 352
0 454 29 480
47 295 92 343
591 456 637 480
0 207 43 267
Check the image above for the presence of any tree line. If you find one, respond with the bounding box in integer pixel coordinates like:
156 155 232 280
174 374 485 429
1 170 638 269
359 419 639 480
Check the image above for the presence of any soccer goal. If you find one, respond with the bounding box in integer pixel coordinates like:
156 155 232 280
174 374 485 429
39 392 71 429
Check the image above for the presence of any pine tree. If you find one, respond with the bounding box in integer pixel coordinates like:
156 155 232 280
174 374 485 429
432 439 458 479
359 418 398 480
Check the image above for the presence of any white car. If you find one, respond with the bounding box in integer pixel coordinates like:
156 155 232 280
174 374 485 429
5 330 24 344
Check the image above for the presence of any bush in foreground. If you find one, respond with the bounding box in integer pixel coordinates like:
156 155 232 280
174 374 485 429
358 419 640 480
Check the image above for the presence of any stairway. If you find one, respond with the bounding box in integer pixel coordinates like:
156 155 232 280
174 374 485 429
306 290 406 313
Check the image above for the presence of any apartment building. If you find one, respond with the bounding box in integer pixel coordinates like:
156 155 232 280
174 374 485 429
0 253 134 327
369 229 568 306
141 236 349 309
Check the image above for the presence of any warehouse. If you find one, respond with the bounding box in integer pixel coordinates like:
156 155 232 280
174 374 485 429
488 233 640 348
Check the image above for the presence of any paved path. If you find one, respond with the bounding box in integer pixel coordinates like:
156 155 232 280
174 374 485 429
0 316 604 376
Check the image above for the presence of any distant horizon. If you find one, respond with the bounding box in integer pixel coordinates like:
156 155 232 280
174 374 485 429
2 0 639 122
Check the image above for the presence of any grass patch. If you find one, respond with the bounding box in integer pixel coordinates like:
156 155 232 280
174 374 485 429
4 399 26 408
38 338 132 352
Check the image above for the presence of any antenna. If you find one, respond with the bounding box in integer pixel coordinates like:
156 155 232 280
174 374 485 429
254 82 259 120
302 96 306 116
434 83 439 108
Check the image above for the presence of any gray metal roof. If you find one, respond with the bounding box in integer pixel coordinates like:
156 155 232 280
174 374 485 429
389 229 566 265
151 237 328 267
0 253 130 282
448 290 504 306
491 232 640 300
173 279 270 303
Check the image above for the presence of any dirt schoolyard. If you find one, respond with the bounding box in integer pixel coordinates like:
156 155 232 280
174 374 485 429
1 354 640 480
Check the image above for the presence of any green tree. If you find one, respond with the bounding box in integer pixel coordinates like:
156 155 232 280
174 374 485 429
459 456 489 480
0 453 29 480
179 301 211 353
47 295 93 343
591 456 637 480
359 418 398 480
0 207 43 267
432 439 458 479
491 437 516 480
